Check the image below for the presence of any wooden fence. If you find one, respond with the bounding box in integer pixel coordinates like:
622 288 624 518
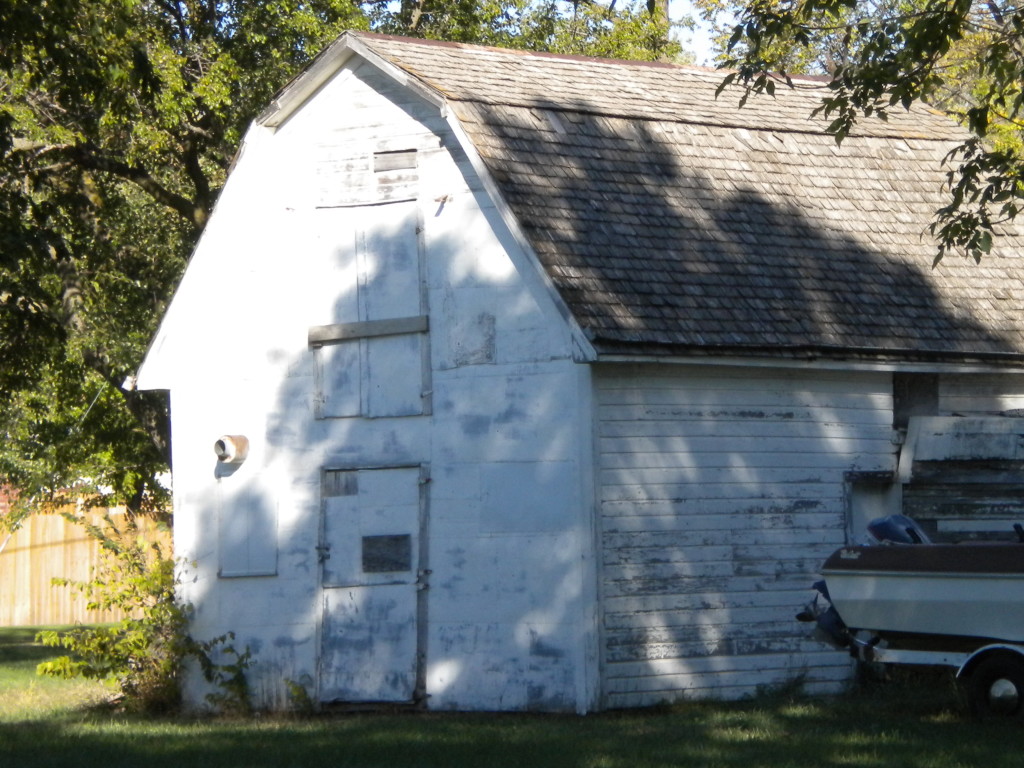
0 507 171 627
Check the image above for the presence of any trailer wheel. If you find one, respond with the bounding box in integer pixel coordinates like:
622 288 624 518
967 653 1024 719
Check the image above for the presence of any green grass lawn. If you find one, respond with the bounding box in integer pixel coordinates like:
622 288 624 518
2 626 1022 768
0 625 110 724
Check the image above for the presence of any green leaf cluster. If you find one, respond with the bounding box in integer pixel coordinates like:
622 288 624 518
36 512 188 712
1 1 364 520
719 0 1024 263
369 0 682 60
36 510 255 713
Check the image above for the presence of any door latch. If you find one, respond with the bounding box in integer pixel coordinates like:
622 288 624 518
315 545 331 563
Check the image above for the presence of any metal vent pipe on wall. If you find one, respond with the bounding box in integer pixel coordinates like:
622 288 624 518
214 435 249 464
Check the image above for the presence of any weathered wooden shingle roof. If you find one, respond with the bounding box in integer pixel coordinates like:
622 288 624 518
353 32 1024 363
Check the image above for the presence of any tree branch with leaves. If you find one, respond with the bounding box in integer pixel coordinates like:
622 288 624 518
720 0 1024 262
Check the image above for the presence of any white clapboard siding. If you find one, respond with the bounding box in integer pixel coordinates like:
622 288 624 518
940 373 1024 415
603 587 822 624
603 651 851 708
596 364 895 706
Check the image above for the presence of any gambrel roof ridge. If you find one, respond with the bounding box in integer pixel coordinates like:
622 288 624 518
352 31 966 144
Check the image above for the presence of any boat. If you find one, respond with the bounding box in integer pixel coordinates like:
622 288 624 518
802 514 1024 647
800 514 1024 718
821 540 1024 644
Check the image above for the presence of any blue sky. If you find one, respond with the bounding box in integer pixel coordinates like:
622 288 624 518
671 0 718 65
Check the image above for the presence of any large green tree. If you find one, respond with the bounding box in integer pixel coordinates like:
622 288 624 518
0 0 680 524
0 0 367 521
718 0 1024 263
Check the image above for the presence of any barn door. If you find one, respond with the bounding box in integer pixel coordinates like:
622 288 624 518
318 466 426 704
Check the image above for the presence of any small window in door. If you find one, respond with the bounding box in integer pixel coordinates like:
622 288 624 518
362 534 413 573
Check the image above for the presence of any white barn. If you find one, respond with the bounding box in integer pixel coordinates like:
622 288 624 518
137 32 1024 712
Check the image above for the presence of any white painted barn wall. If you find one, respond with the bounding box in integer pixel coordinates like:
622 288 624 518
141 58 597 712
595 363 898 707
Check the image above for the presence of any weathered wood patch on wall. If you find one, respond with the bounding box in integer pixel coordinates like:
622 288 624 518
899 415 1024 541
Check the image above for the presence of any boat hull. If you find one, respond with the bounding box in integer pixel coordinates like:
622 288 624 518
822 544 1024 644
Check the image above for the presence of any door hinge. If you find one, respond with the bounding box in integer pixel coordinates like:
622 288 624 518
416 568 432 589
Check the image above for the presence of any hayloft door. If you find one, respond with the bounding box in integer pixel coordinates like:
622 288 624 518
318 466 427 704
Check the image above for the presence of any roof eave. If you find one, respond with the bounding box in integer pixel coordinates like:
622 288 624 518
593 340 1024 373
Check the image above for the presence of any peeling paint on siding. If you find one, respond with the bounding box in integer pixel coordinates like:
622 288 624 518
596 365 895 706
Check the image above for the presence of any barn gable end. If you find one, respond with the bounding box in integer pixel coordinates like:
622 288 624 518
141 40 600 712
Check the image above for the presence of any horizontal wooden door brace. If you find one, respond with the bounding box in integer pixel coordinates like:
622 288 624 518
308 315 429 347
